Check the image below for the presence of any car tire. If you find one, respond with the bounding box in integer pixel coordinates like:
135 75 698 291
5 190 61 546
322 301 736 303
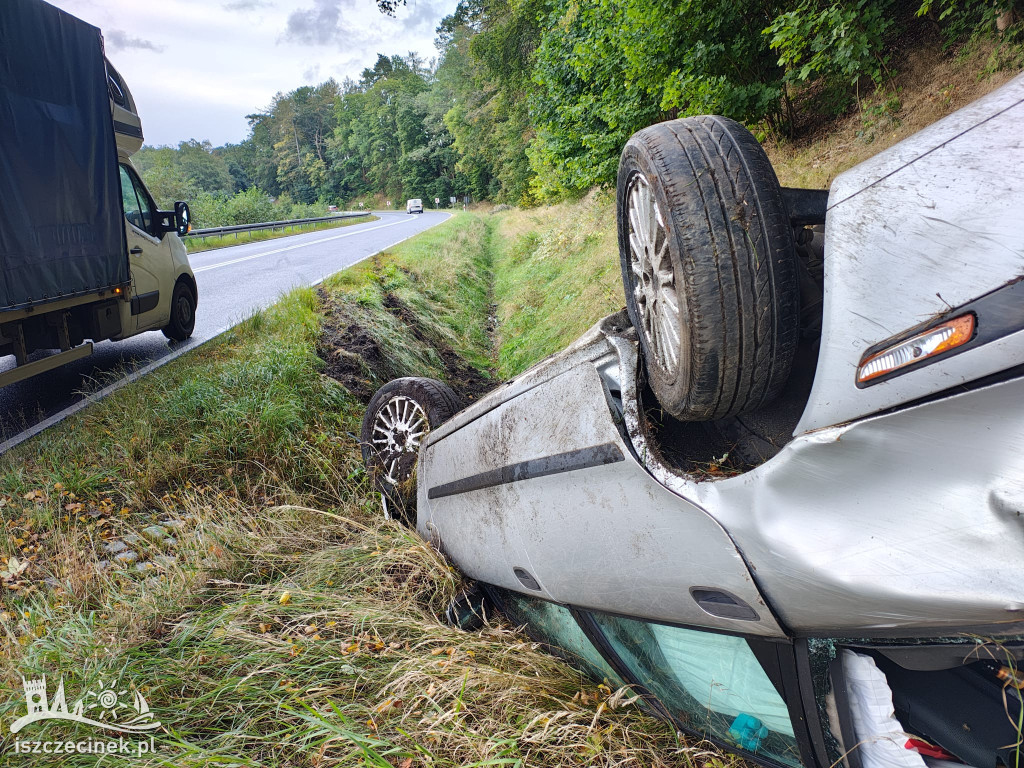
617 116 800 421
360 377 462 523
161 280 196 342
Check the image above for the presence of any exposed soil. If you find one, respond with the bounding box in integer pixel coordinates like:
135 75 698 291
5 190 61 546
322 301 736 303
317 287 497 406
317 290 392 402
379 292 495 402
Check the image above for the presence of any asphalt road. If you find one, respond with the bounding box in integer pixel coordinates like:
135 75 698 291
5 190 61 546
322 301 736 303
0 210 449 444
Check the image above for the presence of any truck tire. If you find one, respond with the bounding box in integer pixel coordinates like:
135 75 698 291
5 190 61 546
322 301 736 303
162 281 196 342
617 115 799 421
360 377 462 524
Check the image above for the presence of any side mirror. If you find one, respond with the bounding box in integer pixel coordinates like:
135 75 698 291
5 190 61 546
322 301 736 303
174 201 191 237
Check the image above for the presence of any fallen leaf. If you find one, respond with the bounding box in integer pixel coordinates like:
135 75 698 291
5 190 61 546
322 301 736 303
279 591 291 605
1 556 28 581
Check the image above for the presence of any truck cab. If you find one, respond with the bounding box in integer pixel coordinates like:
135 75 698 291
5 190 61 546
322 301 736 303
115 149 198 342
108 58 197 342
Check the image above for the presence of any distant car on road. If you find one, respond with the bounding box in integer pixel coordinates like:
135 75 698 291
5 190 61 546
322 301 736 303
363 75 1024 768
406 198 423 214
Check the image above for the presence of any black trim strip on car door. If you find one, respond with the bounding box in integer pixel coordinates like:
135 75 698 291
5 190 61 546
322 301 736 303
130 290 159 316
426 442 624 500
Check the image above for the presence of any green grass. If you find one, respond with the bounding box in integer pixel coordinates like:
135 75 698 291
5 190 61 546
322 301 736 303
0 211 701 766
489 191 624 378
186 214 378 254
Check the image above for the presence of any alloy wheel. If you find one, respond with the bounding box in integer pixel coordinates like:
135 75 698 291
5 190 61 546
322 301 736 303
370 395 429 485
626 173 682 376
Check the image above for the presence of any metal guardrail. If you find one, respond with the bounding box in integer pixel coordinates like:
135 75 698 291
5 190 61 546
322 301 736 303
186 212 368 240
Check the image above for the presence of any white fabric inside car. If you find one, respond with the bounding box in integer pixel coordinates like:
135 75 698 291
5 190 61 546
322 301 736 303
842 650 928 768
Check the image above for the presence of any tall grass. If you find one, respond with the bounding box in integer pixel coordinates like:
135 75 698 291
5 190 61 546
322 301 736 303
0 211 706 766
489 191 623 378
322 213 496 376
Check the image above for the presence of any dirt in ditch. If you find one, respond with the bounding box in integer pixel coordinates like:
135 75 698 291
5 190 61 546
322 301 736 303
317 287 497 406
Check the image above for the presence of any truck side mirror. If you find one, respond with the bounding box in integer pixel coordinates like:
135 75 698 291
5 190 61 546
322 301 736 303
174 201 191 237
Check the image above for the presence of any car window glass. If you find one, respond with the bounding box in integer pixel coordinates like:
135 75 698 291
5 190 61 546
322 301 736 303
498 591 624 688
107 65 127 107
119 165 153 233
592 613 801 767
119 166 143 231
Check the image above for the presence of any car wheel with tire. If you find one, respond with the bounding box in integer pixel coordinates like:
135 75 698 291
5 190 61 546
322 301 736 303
617 115 800 421
360 377 462 523
162 280 196 342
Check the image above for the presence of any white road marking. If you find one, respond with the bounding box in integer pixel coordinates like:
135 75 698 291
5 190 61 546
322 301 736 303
193 218 415 274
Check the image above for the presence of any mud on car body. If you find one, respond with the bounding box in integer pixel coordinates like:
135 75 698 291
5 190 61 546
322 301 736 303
362 73 1024 768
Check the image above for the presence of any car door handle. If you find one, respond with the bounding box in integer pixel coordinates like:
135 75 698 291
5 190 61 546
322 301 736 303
129 246 143 255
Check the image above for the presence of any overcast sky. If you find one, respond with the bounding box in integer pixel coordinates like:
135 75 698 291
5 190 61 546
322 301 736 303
48 0 460 148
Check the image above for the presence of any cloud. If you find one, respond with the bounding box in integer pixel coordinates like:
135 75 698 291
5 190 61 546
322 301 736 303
105 29 164 53
303 64 321 82
401 0 445 31
222 0 272 10
284 0 353 45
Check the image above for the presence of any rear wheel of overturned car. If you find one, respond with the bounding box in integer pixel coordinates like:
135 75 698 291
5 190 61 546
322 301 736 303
360 377 462 524
617 115 800 421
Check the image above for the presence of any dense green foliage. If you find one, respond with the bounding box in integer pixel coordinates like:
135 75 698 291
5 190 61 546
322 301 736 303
137 0 1022 213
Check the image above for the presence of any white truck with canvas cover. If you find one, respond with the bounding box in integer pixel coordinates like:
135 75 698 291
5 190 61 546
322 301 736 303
0 0 198 388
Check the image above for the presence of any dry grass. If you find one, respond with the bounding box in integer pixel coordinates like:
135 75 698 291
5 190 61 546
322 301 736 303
1 489 706 766
0 214 709 766
765 39 1023 188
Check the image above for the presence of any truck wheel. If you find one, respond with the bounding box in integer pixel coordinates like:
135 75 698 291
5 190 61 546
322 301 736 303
617 116 799 421
360 377 462 524
162 281 196 342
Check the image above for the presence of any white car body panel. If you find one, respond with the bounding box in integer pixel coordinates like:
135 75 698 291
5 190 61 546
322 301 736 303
421 345 786 637
796 73 1024 433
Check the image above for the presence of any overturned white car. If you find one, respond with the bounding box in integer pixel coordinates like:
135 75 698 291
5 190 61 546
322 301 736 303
362 74 1024 768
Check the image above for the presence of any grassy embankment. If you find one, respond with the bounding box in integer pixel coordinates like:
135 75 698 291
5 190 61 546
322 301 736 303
185 214 378 255
2 45 1017 767
0 213 696 767
488 191 623 378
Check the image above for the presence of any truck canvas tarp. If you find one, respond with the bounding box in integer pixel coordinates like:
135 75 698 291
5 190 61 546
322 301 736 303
0 0 127 312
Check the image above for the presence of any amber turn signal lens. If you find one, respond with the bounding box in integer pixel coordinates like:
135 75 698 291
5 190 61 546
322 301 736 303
857 314 975 384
